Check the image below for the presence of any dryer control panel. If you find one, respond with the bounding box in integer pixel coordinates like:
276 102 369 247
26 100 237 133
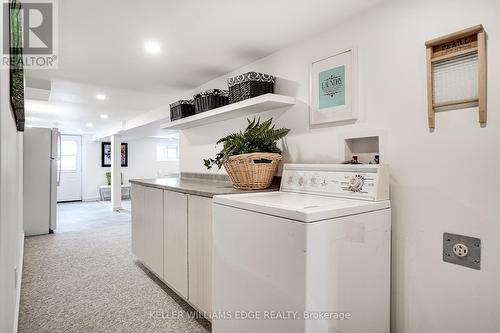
281 164 389 201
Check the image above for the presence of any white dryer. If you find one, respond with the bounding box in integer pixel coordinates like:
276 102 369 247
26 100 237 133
212 164 391 333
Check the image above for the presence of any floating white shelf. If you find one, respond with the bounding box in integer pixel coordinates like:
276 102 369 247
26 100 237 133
160 93 295 130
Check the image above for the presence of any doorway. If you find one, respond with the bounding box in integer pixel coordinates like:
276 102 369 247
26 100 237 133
57 135 82 202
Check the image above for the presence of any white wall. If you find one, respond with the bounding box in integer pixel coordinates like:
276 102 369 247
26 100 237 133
176 0 500 332
0 6 25 332
82 136 179 200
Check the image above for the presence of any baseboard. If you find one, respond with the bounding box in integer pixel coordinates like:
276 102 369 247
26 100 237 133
82 197 100 202
13 232 24 333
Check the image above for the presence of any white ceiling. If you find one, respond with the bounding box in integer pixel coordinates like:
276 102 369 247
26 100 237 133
25 0 385 136
25 80 173 134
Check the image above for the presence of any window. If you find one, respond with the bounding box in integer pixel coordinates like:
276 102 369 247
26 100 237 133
60 141 77 171
157 143 179 161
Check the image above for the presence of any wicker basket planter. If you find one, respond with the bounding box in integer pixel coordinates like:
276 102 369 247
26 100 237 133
170 100 195 121
227 72 275 104
223 152 282 190
193 89 229 113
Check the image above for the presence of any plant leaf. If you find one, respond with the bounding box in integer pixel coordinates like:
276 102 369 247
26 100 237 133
203 117 290 170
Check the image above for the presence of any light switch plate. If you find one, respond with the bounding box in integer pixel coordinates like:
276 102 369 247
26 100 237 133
443 233 481 270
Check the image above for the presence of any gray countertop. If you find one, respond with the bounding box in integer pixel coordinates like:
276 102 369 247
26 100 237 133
129 176 279 198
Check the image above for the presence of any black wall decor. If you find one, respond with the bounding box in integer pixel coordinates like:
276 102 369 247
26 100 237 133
101 142 128 167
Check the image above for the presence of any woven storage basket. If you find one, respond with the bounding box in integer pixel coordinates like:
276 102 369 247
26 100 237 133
193 89 229 113
169 100 195 121
223 152 281 190
227 72 275 104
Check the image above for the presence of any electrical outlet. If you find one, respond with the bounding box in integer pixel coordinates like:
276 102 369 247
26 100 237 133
443 233 481 270
452 243 468 257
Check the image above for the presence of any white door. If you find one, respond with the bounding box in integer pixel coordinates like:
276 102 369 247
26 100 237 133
57 135 82 202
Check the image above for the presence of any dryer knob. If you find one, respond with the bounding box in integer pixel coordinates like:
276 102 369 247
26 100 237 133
298 177 305 186
348 175 365 192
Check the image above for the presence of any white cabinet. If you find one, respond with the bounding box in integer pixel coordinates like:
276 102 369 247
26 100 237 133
131 184 145 260
163 190 188 298
131 184 213 315
144 187 164 276
188 195 213 314
131 184 164 277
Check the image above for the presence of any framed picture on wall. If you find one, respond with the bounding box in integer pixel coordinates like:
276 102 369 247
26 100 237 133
309 48 358 125
101 142 128 167
9 0 25 131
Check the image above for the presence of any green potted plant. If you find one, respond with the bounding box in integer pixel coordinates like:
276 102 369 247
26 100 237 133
204 117 290 189
105 172 123 185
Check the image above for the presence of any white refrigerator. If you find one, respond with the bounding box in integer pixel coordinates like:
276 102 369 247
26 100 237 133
23 127 60 236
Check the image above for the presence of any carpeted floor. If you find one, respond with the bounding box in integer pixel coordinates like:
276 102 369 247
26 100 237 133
18 201 211 333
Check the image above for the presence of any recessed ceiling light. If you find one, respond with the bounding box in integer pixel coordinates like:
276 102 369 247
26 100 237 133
144 41 161 54
86 122 94 127
96 94 106 100
100 114 108 119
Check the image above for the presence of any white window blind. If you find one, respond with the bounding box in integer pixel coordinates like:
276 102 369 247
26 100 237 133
432 52 478 104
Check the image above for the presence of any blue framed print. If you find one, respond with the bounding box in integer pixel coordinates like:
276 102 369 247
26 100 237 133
310 48 357 125
319 65 345 109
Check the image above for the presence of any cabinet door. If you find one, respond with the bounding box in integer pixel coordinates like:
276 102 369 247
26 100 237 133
163 190 188 298
143 186 164 277
188 195 213 313
131 184 145 260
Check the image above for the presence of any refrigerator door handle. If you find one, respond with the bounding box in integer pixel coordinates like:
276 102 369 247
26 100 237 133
57 132 62 186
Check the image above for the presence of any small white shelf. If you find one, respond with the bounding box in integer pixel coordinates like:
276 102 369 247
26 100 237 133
160 93 295 130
